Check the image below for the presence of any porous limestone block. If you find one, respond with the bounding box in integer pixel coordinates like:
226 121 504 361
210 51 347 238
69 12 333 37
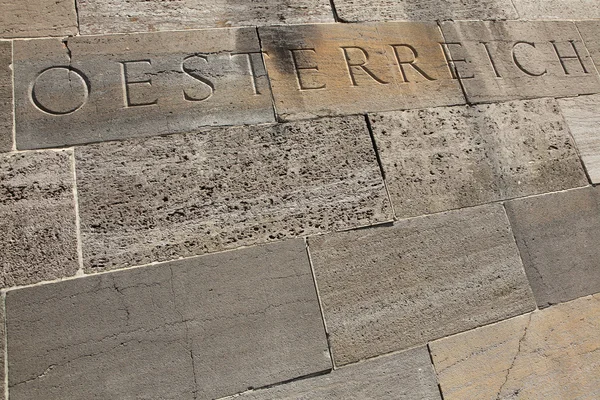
0 0 77 38
0 41 11 152
512 0 600 20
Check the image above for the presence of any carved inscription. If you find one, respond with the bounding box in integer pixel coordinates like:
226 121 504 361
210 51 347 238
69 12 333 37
31 66 90 115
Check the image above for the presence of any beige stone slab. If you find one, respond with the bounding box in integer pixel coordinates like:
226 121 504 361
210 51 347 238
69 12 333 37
577 21 600 75
13 28 275 150
77 0 334 35
333 0 518 22
0 0 77 38
76 116 392 271
259 22 465 121
370 98 588 219
440 21 600 103
512 0 600 20
0 41 11 152
558 94 600 183
430 295 600 400
308 203 536 366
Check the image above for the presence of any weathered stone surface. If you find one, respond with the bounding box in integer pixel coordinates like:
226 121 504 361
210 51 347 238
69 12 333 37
259 22 465 121
558 94 600 183
76 116 391 271
6 239 331 400
308 203 535 365
512 0 600 20
77 0 334 35
577 21 600 75
430 295 600 400
0 41 12 152
440 21 600 103
13 28 274 149
228 347 441 400
0 302 5 400
0 151 78 288
505 186 600 308
370 98 588 218
333 0 518 23
0 0 77 38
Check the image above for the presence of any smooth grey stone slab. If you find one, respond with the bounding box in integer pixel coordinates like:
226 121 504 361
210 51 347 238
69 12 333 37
577 21 600 74
505 186 600 309
227 347 441 400
6 239 331 400
333 0 518 22
0 150 78 288
77 0 333 35
0 0 77 38
75 116 391 271
440 21 600 103
512 0 600 20
370 98 588 219
0 41 11 152
13 28 275 149
308 203 536 366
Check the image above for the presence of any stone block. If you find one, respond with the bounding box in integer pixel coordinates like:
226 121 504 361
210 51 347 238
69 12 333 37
75 116 391 271
259 22 465 121
0 150 78 288
0 41 11 152
440 21 600 103
370 98 588 218
577 21 600 74
333 0 518 23
512 0 600 20
0 0 77 38
430 294 600 400
6 239 331 400
558 94 600 183
308 203 535 366
13 28 275 149
505 186 600 308
228 347 441 400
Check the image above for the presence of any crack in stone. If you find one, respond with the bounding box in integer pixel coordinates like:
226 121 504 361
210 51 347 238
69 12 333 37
495 314 532 400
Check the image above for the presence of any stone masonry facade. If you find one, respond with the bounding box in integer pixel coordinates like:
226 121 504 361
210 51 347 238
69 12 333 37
1 1 600 399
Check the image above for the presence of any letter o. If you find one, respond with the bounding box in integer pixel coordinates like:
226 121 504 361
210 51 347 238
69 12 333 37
30 66 90 115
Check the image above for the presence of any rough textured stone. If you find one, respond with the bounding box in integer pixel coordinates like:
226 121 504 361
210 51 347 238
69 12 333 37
505 186 600 308
0 41 11 152
512 0 600 20
308 203 535 366
228 347 441 400
6 239 331 400
440 21 600 103
0 0 77 38
77 0 334 35
370 98 588 218
0 150 78 288
0 302 5 400
430 295 600 400
577 21 600 76
13 29 274 149
333 0 518 23
259 22 465 121
558 94 600 183
75 116 391 271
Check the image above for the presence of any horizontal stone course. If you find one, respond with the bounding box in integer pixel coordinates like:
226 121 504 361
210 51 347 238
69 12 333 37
308 203 536 365
512 0 600 20
0 0 77 38
0 41 11 152
6 239 330 400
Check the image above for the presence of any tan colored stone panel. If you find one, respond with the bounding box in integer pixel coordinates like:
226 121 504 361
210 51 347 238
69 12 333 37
430 295 600 400
0 0 77 38
441 21 600 103
260 22 465 121
0 41 11 152
512 0 600 20
577 21 600 75
13 28 275 149
77 0 334 35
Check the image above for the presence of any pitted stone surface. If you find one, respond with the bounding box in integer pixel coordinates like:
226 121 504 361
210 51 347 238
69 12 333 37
77 0 334 35
333 0 518 23
370 98 588 218
0 41 11 152
0 151 78 288
505 186 600 308
0 0 77 38
440 21 600 103
228 347 441 400
512 0 600 20
430 295 600 400
558 94 600 183
75 116 391 271
259 22 465 121
6 239 331 400
13 28 274 149
308 203 535 365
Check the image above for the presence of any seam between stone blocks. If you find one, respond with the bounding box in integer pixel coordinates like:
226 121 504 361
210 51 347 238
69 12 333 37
69 148 85 276
2 293 7 400
426 343 446 400
10 40 16 152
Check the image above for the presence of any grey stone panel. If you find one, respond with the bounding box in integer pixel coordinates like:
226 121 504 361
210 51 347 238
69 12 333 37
308 203 536 366
0 0 77 38
0 150 78 288
0 41 11 152
505 186 600 308
13 28 275 149
75 116 391 271
370 98 588 219
6 239 331 400
577 21 600 77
